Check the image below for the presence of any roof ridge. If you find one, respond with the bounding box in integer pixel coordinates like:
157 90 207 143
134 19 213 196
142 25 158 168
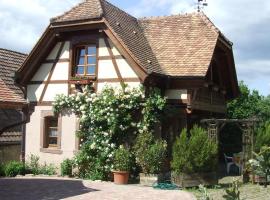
138 12 198 21
50 0 103 23
0 48 27 56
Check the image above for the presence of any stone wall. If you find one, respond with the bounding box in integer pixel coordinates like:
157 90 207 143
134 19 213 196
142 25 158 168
0 144 21 164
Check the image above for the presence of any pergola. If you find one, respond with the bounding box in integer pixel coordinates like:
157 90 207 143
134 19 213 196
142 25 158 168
201 118 259 173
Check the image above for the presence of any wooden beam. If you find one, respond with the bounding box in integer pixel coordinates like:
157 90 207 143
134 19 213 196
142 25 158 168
103 27 147 82
103 36 124 85
39 42 65 103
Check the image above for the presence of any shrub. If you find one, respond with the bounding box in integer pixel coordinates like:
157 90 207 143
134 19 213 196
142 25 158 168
171 125 218 174
39 163 56 175
25 154 40 175
61 159 74 176
0 164 5 176
134 132 167 174
5 161 25 177
113 146 132 172
223 179 241 200
255 122 270 152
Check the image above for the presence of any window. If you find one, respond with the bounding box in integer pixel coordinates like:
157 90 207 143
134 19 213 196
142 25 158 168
75 45 97 76
45 116 60 148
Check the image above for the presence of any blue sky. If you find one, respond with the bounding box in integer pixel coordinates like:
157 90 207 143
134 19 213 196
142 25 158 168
0 0 269 96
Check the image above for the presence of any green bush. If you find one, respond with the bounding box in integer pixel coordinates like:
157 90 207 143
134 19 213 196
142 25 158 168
5 161 25 177
113 146 131 172
61 159 74 176
255 122 270 152
39 163 56 175
134 132 167 174
171 125 218 174
25 154 40 175
0 163 5 176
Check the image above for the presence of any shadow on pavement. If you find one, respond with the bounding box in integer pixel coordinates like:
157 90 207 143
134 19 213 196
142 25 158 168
0 178 99 200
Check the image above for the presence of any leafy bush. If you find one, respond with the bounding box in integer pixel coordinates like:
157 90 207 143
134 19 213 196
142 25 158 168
255 122 270 152
25 154 40 175
39 163 56 175
61 159 74 176
134 132 167 174
198 185 212 200
249 146 270 188
5 161 25 177
171 125 218 174
113 146 131 171
223 179 241 200
0 163 5 176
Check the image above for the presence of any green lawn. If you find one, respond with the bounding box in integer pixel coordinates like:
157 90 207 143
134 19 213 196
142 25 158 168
187 177 270 200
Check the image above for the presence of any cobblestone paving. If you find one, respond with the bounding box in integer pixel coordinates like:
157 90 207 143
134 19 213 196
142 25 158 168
0 177 196 200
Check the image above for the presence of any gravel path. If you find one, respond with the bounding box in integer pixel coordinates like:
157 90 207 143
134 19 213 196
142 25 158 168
0 177 196 200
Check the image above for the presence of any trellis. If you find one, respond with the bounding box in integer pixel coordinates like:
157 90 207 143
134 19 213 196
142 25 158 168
201 118 259 174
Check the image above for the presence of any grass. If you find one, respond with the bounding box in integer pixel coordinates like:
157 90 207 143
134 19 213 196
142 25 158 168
187 176 270 200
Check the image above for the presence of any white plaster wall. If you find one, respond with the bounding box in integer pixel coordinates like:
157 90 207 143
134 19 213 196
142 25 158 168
98 60 118 78
25 106 77 168
59 42 70 59
27 84 45 101
31 63 53 81
98 38 110 56
116 58 138 78
165 89 188 100
108 39 121 56
43 84 68 101
47 42 61 60
51 62 69 80
97 82 140 92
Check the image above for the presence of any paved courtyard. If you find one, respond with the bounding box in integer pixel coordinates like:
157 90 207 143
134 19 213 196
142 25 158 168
0 177 195 200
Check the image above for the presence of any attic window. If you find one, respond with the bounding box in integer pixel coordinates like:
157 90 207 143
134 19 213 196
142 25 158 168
75 45 97 76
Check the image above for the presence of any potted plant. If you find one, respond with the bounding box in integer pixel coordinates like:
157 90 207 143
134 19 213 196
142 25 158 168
249 146 270 187
112 146 131 184
134 132 167 186
171 125 218 188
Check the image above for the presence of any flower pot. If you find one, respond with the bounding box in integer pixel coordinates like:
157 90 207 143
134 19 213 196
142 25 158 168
112 171 129 184
69 79 93 85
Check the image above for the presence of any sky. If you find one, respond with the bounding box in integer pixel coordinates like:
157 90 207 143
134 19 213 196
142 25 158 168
0 0 269 95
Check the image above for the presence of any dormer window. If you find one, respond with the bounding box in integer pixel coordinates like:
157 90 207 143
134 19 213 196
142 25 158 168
75 45 97 76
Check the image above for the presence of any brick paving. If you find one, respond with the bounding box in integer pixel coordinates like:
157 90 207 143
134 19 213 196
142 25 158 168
0 177 195 200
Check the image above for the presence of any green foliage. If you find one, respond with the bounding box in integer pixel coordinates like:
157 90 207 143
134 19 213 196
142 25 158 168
171 125 218 174
134 131 167 174
223 179 241 200
53 85 166 180
0 163 5 176
25 154 40 175
61 159 74 177
4 161 25 177
113 146 132 171
25 154 56 175
255 122 270 152
227 81 262 119
39 163 56 175
249 146 270 187
198 185 213 200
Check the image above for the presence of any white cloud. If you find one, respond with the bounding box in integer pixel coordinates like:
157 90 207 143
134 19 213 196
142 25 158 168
0 0 81 53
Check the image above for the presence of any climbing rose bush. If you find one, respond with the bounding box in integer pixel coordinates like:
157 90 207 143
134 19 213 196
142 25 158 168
53 84 166 180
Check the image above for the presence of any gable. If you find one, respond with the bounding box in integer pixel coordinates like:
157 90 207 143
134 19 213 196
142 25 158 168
26 31 141 103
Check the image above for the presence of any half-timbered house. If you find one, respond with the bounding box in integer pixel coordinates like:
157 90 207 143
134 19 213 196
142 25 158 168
15 0 239 166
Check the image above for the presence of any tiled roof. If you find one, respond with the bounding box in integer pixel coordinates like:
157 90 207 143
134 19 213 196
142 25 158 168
50 0 228 77
139 13 219 77
0 48 27 105
0 109 22 144
51 0 103 23
0 131 21 144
